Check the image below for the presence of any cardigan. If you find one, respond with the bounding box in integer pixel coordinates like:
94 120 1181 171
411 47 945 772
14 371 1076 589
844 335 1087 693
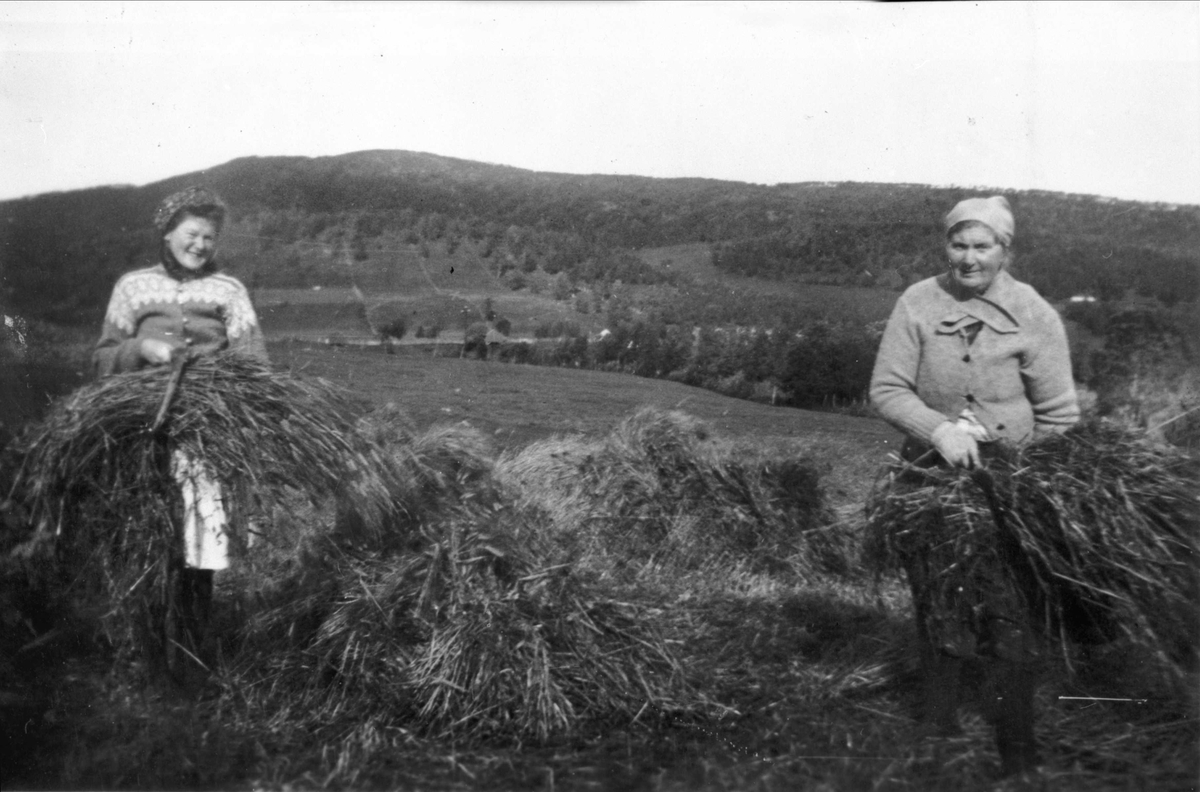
870 270 1079 445
93 264 268 377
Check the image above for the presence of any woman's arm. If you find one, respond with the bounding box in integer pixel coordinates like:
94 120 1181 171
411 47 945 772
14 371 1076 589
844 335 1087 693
870 296 951 442
223 279 269 365
1022 305 1080 433
93 281 149 378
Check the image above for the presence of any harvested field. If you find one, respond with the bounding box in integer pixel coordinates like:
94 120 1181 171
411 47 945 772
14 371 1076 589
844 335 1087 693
1 346 1195 791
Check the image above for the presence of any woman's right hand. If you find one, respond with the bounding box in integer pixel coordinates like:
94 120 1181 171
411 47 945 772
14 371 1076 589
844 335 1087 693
930 422 981 469
139 338 175 366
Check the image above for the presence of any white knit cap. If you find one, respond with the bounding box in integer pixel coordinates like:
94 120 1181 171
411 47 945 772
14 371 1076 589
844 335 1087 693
945 196 1014 245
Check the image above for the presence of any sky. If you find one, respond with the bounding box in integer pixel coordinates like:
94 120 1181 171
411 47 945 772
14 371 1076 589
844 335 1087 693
2 1 1199 205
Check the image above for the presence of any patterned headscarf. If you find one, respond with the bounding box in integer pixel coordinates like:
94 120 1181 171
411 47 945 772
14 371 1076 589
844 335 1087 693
153 186 227 233
944 196 1014 246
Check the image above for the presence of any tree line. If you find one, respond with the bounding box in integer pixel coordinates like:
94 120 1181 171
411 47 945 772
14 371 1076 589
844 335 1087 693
460 309 881 413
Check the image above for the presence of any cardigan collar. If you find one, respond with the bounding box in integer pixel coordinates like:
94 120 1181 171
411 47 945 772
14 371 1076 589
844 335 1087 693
934 270 1021 335
159 244 219 282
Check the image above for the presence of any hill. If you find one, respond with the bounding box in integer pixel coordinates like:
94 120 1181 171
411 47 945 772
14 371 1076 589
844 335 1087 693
2 149 1197 327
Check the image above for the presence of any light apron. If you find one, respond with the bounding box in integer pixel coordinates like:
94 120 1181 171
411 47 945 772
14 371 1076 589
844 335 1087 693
171 449 229 570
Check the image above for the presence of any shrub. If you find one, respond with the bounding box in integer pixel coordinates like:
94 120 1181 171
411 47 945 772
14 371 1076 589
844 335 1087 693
378 317 407 340
462 322 489 359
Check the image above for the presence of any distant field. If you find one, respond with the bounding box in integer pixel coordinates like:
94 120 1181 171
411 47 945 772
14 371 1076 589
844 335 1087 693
225 233 505 296
637 242 721 280
256 300 373 340
253 259 900 350
638 243 902 324
255 279 605 342
269 341 901 506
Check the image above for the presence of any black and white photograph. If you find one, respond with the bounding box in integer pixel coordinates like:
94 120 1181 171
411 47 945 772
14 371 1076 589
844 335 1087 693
2 2 1198 789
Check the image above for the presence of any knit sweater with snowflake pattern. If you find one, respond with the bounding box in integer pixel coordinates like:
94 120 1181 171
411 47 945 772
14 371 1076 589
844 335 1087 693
93 263 268 377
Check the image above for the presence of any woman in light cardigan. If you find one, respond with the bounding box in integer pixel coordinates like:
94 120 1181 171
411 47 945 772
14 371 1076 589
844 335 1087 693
869 196 1079 776
871 196 1079 466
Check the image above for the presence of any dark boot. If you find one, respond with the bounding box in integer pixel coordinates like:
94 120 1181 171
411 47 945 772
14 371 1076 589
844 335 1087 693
983 659 1040 776
912 587 963 734
171 568 215 691
188 568 215 669
976 613 1042 776
919 647 964 735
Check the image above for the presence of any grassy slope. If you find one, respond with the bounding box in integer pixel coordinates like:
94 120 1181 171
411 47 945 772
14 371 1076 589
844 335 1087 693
637 242 902 324
269 342 901 508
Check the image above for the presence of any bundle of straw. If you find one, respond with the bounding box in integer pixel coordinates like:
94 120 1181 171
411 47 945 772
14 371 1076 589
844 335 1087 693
3 354 397 655
866 421 1200 683
496 407 841 575
229 415 699 743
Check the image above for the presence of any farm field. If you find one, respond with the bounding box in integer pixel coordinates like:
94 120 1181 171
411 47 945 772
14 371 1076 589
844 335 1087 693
636 243 903 325
254 286 607 343
246 240 904 345
269 342 900 507
2 344 1195 792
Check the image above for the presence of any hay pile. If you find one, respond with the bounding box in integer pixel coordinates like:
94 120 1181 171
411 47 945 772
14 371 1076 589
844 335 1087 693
3 376 703 742
5 379 824 743
866 420 1200 686
227 408 700 742
2 354 396 659
496 407 845 576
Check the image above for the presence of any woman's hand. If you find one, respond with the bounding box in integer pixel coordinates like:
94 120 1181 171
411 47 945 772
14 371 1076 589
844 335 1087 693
931 421 981 469
139 338 175 366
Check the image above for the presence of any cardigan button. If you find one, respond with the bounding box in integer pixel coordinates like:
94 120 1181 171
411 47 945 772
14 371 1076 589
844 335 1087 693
962 354 971 362
966 394 976 403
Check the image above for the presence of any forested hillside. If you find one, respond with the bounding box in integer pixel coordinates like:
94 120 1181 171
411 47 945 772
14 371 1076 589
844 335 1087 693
3 149 1197 324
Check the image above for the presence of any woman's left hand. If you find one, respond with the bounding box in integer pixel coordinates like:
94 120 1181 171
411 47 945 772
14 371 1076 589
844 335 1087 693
931 422 981 469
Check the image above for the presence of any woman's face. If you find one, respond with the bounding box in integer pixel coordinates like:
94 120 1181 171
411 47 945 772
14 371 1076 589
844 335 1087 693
946 224 1008 295
164 214 219 271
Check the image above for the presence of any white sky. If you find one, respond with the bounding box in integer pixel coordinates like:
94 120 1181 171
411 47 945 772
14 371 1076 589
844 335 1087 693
2 1 1198 205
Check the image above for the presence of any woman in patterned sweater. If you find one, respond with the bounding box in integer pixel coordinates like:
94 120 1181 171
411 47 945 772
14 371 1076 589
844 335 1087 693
93 186 267 683
94 186 266 376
